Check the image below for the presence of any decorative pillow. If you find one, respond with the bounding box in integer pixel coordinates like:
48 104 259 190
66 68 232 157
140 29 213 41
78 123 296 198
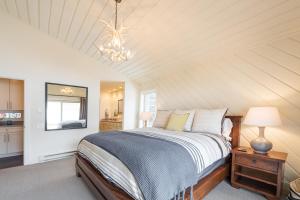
192 108 228 135
222 118 233 140
166 113 190 131
153 110 172 128
174 109 195 131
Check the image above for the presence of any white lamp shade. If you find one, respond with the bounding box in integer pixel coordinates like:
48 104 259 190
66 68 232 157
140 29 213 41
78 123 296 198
243 107 281 127
140 112 152 121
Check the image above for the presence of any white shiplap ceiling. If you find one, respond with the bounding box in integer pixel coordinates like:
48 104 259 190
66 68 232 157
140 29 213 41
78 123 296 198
1 0 300 84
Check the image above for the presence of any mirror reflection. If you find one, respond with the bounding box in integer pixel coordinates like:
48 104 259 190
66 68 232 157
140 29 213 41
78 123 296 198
45 83 88 131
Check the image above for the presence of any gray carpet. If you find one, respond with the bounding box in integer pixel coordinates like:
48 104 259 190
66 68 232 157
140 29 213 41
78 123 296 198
0 157 266 200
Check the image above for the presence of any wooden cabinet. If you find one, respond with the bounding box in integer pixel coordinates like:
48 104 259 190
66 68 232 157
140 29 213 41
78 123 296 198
0 132 7 155
0 78 24 110
9 80 24 110
0 79 10 110
7 131 23 154
100 120 122 131
0 127 23 158
231 147 287 200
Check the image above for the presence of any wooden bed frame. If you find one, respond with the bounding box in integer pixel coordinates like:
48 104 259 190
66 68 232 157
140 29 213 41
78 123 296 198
75 116 242 200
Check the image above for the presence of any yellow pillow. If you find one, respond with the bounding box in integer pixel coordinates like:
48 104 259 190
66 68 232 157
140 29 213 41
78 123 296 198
166 113 190 131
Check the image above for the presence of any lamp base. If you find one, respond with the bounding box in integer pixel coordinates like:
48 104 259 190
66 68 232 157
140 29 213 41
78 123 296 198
250 127 273 154
252 149 270 154
250 137 273 154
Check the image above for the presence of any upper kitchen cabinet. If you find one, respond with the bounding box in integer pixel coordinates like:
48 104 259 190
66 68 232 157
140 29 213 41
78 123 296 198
0 79 10 110
0 78 24 110
9 80 24 110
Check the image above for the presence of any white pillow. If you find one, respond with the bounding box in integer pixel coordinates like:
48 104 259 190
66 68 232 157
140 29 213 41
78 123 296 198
153 110 172 128
174 109 195 131
222 118 233 140
192 108 228 135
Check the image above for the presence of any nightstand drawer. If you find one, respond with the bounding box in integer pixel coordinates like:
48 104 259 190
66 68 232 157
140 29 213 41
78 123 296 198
235 154 278 173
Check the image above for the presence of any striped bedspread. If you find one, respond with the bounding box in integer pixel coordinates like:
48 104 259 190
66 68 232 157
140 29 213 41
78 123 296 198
78 128 231 200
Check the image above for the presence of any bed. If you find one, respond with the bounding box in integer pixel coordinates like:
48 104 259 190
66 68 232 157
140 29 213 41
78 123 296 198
61 120 86 129
75 115 242 200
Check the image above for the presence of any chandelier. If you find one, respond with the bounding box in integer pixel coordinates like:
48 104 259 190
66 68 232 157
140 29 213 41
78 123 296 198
95 0 132 63
60 87 73 95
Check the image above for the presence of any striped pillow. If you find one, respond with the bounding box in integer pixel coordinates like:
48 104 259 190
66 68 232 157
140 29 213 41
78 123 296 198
153 110 172 128
192 108 228 135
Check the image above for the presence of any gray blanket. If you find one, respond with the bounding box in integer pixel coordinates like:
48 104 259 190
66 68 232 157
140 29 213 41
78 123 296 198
83 131 199 200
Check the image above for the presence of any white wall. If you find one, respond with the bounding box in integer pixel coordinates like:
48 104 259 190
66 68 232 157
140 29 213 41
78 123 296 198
0 12 139 165
140 39 300 186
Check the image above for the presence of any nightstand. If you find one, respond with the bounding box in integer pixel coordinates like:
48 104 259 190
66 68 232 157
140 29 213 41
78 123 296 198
231 147 287 200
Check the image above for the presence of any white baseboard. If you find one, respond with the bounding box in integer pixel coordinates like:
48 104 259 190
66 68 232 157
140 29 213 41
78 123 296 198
39 151 76 162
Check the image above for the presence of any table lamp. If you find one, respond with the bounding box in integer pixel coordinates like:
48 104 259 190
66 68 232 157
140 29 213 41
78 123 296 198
243 107 281 154
140 112 152 128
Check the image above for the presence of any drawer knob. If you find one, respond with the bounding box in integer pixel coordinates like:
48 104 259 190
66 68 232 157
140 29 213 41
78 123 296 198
252 159 256 163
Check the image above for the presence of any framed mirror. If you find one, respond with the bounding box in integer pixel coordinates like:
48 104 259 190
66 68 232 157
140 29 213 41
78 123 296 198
45 83 88 131
118 99 123 114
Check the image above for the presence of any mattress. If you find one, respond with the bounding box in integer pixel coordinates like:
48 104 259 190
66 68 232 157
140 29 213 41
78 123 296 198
78 128 231 200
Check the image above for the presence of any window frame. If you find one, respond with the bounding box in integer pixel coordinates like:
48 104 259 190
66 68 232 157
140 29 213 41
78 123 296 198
139 90 157 128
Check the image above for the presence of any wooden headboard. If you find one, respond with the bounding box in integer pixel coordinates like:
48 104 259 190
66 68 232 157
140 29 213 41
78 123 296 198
225 116 242 149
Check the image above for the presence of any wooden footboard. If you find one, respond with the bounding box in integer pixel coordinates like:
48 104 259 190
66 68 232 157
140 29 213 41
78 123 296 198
76 154 132 200
191 162 230 199
76 153 230 200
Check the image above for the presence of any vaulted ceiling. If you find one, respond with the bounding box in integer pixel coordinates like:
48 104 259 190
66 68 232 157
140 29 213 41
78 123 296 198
1 0 300 84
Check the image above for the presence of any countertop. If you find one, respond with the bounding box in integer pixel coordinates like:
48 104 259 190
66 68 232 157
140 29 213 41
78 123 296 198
0 125 24 128
0 121 24 127
100 119 122 123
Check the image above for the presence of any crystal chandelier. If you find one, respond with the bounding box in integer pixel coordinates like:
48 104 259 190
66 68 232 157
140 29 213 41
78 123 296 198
95 0 132 63
60 87 73 95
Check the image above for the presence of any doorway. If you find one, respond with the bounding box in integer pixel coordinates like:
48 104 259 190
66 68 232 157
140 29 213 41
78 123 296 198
99 81 124 131
0 78 24 169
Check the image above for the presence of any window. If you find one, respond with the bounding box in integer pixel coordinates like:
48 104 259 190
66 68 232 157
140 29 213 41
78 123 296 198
62 102 80 121
47 101 62 129
47 100 81 129
140 91 157 127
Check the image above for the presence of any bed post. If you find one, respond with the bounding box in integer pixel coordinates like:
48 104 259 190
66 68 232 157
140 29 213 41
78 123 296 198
75 156 81 177
226 116 242 149
185 116 242 200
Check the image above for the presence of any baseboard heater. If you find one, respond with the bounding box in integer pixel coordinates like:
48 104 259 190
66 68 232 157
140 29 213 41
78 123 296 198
40 150 77 162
